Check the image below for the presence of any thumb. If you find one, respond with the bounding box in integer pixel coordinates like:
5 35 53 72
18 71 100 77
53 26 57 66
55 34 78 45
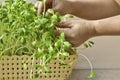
35 1 43 14
56 22 72 28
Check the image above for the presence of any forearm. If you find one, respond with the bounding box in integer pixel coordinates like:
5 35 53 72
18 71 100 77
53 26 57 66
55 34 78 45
69 0 120 20
93 15 120 36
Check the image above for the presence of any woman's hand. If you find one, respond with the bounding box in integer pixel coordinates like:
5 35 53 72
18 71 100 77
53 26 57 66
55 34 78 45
35 0 53 14
35 0 120 20
35 0 73 15
56 20 96 47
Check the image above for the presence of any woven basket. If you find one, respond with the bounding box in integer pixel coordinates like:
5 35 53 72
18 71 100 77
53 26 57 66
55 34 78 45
0 55 77 80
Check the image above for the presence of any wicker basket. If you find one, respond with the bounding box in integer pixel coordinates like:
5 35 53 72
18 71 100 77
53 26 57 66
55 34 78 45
0 55 77 80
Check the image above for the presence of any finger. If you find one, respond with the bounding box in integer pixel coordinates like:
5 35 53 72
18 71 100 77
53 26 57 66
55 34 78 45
56 22 72 28
46 0 53 9
38 2 43 14
54 29 77 47
54 28 66 36
54 28 71 38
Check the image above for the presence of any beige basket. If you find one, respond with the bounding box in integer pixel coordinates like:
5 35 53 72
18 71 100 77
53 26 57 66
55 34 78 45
0 55 77 80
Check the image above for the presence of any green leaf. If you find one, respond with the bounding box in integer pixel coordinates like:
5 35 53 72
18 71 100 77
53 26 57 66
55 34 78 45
63 42 71 49
44 66 52 73
48 46 54 53
39 18 48 25
55 12 61 22
45 56 52 63
61 52 69 57
88 71 96 78
64 14 74 18
84 43 89 48
54 40 61 48
47 9 54 14
89 41 94 45
84 41 94 48
0 35 4 40
34 48 44 58
68 61 74 66
34 73 39 78
23 63 27 70
4 30 10 34
0 39 4 44
20 37 26 44
32 40 37 46
38 0 44 2
60 33 65 40
51 15 58 23
34 52 43 59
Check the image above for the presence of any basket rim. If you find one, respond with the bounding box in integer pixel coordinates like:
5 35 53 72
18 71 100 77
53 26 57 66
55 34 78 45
1 54 78 57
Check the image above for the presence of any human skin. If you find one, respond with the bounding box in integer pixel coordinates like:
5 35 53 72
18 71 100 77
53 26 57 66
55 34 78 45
67 0 120 20
36 0 120 19
36 0 120 47
56 15 120 47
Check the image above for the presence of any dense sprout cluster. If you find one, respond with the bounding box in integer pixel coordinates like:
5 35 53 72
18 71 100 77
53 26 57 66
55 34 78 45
0 0 74 78
0 0 72 57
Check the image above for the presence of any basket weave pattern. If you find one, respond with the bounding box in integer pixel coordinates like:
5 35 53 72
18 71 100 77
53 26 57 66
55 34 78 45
0 55 77 80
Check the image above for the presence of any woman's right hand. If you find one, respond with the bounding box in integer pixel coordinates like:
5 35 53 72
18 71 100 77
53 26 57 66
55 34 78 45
35 0 73 15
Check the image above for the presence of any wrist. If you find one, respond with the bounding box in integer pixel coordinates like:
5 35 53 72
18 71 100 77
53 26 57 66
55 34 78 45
92 20 106 36
85 20 98 38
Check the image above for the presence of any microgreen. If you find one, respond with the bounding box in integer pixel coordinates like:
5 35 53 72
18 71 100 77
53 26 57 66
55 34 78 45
0 0 75 79
84 41 94 48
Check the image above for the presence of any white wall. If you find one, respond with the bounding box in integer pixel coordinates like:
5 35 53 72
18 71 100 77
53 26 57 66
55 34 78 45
75 36 120 69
